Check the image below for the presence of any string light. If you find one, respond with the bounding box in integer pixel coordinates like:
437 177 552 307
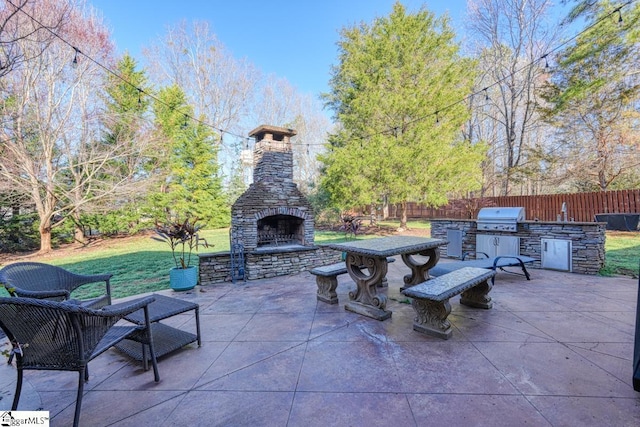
72 47 80 66
349 0 637 143
6 0 636 152
6 0 252 144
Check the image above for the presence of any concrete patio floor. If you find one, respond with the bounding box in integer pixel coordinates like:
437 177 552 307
1 260 639 426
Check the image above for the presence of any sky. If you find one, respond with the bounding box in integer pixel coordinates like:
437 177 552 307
89 0 469 98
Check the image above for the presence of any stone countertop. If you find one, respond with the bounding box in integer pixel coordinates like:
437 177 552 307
324 236 447 257
430 218 605 226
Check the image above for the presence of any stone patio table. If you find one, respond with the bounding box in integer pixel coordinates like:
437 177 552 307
325 236 447 320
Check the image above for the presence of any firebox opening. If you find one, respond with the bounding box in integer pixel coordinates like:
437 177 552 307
257 214 305 248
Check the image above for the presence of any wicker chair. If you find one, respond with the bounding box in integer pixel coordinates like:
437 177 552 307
0 296 159 427
0 262 112 308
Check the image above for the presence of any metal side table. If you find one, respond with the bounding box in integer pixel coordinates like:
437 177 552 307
115 294 201 367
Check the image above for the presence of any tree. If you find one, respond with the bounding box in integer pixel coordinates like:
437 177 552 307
0 0 113 251
465 0 561 196
144 20 259 141
151 85 228 227
82 53 155 238
321 2 485 228
143 20 262 202
0 0 67 79
541 0 640 191
0 0 151 251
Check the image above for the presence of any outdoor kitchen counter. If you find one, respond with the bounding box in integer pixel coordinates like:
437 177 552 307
325 236 447 320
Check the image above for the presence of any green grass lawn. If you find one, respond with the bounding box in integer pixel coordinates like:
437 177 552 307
1 221 636 300
601 231 640 277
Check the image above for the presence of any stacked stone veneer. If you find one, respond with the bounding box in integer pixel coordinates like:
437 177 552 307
199 246 342 285
430 219 606 275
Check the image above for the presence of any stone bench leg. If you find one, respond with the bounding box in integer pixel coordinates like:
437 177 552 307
460 279 493 309
316 276 339 304
410 298 453 339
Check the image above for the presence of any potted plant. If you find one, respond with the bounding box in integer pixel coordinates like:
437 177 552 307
153 216 209 291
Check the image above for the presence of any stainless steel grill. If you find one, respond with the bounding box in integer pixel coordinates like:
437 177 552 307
476 207 525 232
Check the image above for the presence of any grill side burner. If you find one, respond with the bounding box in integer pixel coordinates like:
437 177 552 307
476 207 525 232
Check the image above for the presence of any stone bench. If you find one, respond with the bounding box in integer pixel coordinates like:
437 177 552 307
312 257 395 304
401 266 496 339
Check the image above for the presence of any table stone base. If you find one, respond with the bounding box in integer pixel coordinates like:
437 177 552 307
345 300 392 321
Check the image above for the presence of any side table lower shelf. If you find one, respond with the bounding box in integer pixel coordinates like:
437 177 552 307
115 322 198 361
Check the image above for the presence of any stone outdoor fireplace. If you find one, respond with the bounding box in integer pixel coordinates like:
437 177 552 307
228 125 324 280
198 125 341 284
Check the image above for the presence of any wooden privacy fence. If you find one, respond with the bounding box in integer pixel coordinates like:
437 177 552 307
405 189 640 222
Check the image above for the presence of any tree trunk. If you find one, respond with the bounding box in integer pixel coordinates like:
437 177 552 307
369 203 377 226
382 195 389 219
39 222 52 253
73 211 85 245
398 201 408 230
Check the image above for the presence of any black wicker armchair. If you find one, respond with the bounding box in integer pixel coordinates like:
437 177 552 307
0 296 160 427
0 262 113 308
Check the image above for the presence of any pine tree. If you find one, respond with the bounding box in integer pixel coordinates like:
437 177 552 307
321 2 486 227
152 85 229 227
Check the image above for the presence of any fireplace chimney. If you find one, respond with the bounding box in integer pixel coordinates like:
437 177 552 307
250 125 297 185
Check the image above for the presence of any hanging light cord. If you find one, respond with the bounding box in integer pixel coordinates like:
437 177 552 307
5 0 637 147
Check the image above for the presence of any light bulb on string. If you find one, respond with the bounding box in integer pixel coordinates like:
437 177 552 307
72 47 80 67
541 54 549 69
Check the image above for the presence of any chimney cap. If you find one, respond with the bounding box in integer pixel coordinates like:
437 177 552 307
249 125 297 140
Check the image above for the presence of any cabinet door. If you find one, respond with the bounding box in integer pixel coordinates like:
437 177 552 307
541 238 572 271
476 234 497 258
476 235 520 258
495 235 520 256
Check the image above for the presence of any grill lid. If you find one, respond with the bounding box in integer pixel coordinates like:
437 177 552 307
476 207 525 232
477 207 525 222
